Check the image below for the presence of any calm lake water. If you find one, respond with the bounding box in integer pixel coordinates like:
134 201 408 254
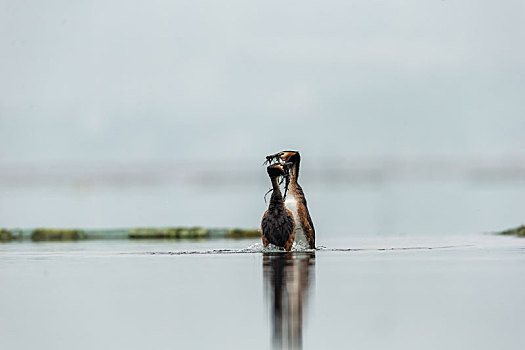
1 235 525 350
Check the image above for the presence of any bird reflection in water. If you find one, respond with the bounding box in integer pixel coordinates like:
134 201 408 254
263 252 315 349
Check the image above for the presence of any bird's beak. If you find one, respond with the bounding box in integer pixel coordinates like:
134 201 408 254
264 152 283 165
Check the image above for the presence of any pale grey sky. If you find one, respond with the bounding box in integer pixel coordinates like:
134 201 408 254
1 0 524 164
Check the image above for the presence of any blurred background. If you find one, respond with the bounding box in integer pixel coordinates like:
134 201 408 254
1 0 524 238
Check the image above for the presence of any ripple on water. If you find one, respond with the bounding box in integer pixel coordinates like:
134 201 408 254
133 242 470 256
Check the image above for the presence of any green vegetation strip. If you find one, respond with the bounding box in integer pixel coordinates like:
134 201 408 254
498 225 525 237
0 227 260 242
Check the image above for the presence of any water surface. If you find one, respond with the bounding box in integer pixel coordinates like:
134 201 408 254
1 235 524 349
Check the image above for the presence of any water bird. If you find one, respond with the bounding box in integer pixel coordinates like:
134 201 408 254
265 151 315 249
261 163 296 251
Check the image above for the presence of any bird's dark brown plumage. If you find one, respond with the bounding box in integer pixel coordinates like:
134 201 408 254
261 164 296 251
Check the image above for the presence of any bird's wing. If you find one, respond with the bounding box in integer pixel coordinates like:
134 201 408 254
298 199 315 249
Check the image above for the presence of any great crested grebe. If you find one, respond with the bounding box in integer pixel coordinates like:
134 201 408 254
261 163 296 251
265 151 315 249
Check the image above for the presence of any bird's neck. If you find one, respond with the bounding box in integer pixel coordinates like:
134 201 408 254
287 162 305 197
269 177 284 209
289 161 300 185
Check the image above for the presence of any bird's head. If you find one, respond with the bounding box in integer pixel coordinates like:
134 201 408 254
265 150 301 166
266 163 291 178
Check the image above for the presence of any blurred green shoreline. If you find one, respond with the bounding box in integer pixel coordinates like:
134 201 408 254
0 227 260 242
1 225 524 243
498 225 525 238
